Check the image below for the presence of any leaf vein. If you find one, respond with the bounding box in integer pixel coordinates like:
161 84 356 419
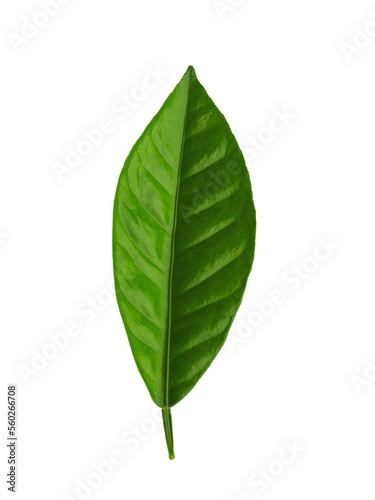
175 219 238 257
180 145 237 183
117 286 162 332
175 250 246 299
136 151 174 198
127 328 160 354
117 216 166 275
173 283 243 321
177 187 240 223
127 182 170 234
149 135 177 173
171 331 225 362
116 240 166 295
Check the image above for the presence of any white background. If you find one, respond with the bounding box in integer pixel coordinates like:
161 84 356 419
1 0 375 499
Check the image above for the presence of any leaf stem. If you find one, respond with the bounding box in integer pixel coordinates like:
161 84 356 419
162 407 175 460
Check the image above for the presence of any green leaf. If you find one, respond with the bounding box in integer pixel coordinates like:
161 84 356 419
113 66 256 459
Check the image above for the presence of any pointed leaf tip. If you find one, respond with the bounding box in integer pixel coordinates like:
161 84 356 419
186 65 196 77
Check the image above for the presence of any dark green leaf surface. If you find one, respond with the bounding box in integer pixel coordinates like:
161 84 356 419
113 66 256 459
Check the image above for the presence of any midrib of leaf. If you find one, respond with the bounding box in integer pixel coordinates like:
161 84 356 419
163 67 193 411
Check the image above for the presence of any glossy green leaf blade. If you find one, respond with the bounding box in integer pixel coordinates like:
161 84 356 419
113 66 256 458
